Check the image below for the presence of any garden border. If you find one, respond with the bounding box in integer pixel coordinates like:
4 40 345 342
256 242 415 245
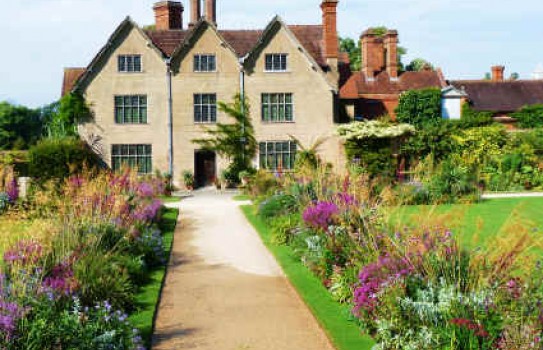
129 207 180 348
241 205 375 350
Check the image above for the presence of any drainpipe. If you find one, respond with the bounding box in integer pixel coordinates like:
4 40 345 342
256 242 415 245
166 58 174 178
239 57 247 164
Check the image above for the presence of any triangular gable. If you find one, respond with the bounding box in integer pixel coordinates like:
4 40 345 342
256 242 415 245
169 18 239 72
242 16 337 92
73 17 166 93
442 85 468 98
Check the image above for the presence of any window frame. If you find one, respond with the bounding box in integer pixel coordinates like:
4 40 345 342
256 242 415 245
194 93 217 124
111 144 153 174
261 93 294 123
258 141 297 171
264 54 288 72
193 54 217 73
117 55 143 73
114 95 148 124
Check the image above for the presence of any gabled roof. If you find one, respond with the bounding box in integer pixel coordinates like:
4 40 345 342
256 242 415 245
62 68 86 96
68 17 165 94
144 17 328 67
449 80 543 112
340 70 443 99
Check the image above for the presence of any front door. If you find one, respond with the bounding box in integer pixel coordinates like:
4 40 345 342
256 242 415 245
194 150 216 188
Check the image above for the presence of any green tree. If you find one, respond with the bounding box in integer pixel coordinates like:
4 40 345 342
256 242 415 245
192 94 257 183
0 101 42 150
45 92 91 139
405 58 434 72
395 88 442 127
339 37 361 71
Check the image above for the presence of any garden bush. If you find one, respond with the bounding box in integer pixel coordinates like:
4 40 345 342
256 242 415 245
248 165 543 349
0 169 168 349
28 138 100 182
512 104 543 128
258 193 298 220
395 88 442 127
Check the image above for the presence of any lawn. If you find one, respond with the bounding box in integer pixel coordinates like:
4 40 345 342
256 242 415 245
390 197 543 247
241 205 375 350
129 207 179 348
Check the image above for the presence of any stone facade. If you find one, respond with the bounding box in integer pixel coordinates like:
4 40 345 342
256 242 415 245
68 1 346 186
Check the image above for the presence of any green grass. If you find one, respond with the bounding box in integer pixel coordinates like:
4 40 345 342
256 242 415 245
241 205 375 350
129 208 179 348
233 194 251 201
159 195 181 203
390 197 543 247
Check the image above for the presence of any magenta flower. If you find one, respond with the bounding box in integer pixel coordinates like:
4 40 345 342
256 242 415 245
302 201 339 231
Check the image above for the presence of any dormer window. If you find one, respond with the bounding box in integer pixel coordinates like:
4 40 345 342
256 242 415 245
118 55 142 73
194 54 216 72
265 54 287 72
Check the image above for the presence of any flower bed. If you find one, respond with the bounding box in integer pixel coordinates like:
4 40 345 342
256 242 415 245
250 168 543 350
0 169 175 349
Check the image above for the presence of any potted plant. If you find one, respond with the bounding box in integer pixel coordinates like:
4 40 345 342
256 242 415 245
182 170 194 191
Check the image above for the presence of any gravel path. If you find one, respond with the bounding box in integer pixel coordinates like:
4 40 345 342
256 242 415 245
152 190 335 350
481 192 543 199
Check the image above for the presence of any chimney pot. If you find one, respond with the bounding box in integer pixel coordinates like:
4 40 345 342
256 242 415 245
189 0 201 27
361 29 385 80
384 30 399 80
153 1 183 30
321 0 339 68
205 0 216 25
491 65 505 82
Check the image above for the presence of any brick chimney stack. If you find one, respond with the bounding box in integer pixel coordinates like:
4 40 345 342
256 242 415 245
384 30 399 80
321 0 339 69
361 29 385 80
205 0 216 25
189 0 201 27
491 65 505 82
153 1 184 30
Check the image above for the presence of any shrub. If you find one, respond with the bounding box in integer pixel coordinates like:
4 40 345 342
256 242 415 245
73 252 136 311
512 104 543 128
14 297 145 350
395 88 442 127
258 193 298 220
182 170 194 189
459 103 494 128
28 138 100 182
247 170 279 197
269 214 301 245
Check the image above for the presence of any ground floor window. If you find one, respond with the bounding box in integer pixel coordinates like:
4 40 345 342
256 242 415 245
259 141 297 171
111 144 152 174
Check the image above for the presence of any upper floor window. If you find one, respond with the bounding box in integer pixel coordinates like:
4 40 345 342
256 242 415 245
115 95 147 124
111 144 152 174
265 54 287 72
259 141 297 171
194 94 217 123
118 55 142 73
194 54 216 72
262 93 293 122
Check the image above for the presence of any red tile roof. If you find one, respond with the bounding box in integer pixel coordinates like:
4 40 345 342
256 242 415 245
450 80 543 112
145 25 326 66
340 70 443 98
62 68 86 96
145 30 187 56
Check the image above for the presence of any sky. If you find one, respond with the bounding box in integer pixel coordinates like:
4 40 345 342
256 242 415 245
1 0 542 108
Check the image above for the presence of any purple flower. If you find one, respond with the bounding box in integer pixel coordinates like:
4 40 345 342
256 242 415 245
3 241 42 266
136 182 155 198
302 201 339 231
353 255 412 315
5 177 18 203
0 300 25 340
337 192 357 206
